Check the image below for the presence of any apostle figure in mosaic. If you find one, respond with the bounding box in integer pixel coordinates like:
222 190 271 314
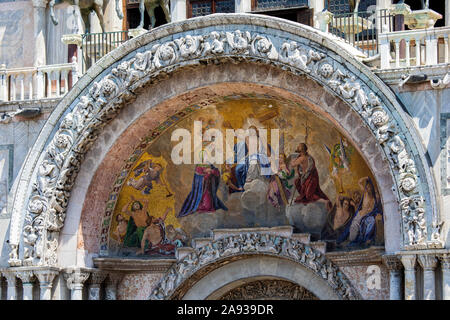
177 163 228 217
291 143 330 207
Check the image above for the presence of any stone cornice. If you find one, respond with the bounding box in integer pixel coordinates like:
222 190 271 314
326 247 385 267
93 257 177 273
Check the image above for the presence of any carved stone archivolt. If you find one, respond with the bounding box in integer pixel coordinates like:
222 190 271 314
7 14 439 267
219 280 318 300
149 233 360 300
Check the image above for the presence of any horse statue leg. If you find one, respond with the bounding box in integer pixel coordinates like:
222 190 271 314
138 0 146 29
49 0 59 25
93 2 106 33
115 0 124 19
146 2 157 28
81 9 91 34
160 0 171 24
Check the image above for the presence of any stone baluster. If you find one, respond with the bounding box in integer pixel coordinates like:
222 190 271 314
382 255 403 300
0 64 6 101
394 39 400 68
16 270 36 300
105 273 123 300
10 74 16 101
55 70 61 97
46 71 52 98
35 70 44 99
444 35 449 64
401 255 417 300
440 254 450 300
35 268 59 300
63 268 90 300
405 39 410 67
2 271 17 300
28 72 34 100
415 37 421 66
418 254 438 300
87 271 107 300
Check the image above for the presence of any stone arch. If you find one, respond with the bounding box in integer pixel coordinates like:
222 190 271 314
5 13 440 268
149 234 359 300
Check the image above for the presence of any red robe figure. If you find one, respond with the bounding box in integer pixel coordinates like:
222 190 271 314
291 143 330 205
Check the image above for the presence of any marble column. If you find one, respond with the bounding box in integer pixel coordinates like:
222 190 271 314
105 273 123 300
87 271 107 300
401 255 417 300
35 269 59 300
2 272 17 300
418 254 438 300
382 255 403 300
16 271 35 300
440 254 450 300
63 268 90 300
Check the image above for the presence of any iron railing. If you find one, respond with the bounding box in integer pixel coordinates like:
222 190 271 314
254 0 308 12
81 31 130 73
328 9 394 57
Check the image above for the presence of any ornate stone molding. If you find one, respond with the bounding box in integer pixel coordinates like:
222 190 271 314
382 254 403 271
219 279 318 300
439 253 450 270
418 254 438 271
7 15 438 267
63 267 90 290
15 270 35 284
400 254 417 271
149 233 360 300
94 257 176 273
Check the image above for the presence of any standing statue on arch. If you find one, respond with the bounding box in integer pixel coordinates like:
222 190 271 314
137 0 171 30
48 0 124 34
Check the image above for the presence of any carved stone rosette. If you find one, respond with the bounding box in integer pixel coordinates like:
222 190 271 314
9 16 437 267
149 233 360 300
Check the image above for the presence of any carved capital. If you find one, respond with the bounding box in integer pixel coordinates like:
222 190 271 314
15 270 35 284
34 268 60 287
418 254 438 271
2 271 17 286
439 253 450 270
87 270 107 286
400 255 417 271
105 273 124 286
382 255 403 271
63 268 90 290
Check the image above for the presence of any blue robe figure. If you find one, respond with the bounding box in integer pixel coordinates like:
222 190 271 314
337 177 383 246
177 164 228 218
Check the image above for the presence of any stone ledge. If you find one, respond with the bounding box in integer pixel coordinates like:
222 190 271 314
326 247 385 266
93 257 176 273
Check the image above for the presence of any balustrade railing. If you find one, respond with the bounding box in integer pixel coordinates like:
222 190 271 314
81 31 130 73
253 0 308 12
379 26 450 69
328 9 394 58
0 59 78 102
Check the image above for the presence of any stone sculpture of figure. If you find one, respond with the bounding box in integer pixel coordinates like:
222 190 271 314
49 0 123 34
138 0 171 29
